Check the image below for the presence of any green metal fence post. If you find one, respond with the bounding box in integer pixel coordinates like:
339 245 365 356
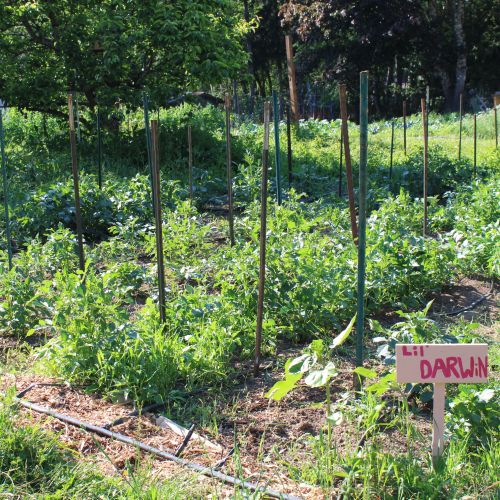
97 108 103 189
356 71 369 376
458 93 463 160
272 91 282 205
389 120 395 179
0 107 13 269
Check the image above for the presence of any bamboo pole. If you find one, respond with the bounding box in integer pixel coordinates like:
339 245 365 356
338 129 343 197
0 107 13 269
286 103 293 186
389 120 395 179
187 125 193 203
338 84 358 243
224 94 235 246
272 91 282 205
403 100 407 156
356 71 369 374
458 93 463 160
67 94 85 272
473 113 477 176
97 108 103 189
150 120 166 324
254 102 271 377
421 98 428 237
285 35 299 121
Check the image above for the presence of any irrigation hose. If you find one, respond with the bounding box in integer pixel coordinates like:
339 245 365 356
13 397 302 500
434 282 495 317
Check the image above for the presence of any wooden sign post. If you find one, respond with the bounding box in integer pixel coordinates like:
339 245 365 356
396 343 488 465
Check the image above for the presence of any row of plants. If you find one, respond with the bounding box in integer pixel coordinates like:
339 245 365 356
1 171 497 403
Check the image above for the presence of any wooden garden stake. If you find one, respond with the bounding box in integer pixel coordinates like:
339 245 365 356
473 113 477 176
187 125 193 203
0 107 13 269
338 131 344 196
285 35 299 121
396 343 488 467
272 90 282 205
458 93 463 159
338 84 358 243
224 94 235 246
150 120 166 324
421 98 428 237
286 102 293 186
67 94 85 273
97 108 103 189
356 71 369 376
254 102 271 377
403 100 407 155
389 120 395 179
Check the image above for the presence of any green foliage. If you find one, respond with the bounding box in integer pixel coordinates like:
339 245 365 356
0 0 247 111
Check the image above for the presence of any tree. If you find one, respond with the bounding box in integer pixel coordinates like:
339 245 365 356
0 0 248 113
279 0 499 113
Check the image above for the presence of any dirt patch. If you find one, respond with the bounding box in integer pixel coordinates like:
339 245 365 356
430 277 498 340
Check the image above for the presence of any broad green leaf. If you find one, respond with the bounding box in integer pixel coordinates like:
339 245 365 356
265 371 303 401
330 314 357 349
305 362 337 387
353 367 377 379
288 354 314 374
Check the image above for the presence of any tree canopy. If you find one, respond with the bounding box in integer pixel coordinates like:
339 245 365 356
0 0 498 116
0 0 247 113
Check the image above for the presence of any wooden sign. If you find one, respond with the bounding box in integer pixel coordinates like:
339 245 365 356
396 343 488 464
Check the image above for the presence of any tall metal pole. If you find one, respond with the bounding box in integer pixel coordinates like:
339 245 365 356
68 94 85 273
187 125 193 203
338 84 358 243
421 98 428 237
97 108 103 189
254 102 271 377
286 103 293 186
225 94 235 246
495 105 498 149
0 107 13 269
356 71 369 376
473 113 477 176
403 100 407 156
272 91 282 205
143 94 153 193
458 93 463 160
389 120 395 179
150 120 166 324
